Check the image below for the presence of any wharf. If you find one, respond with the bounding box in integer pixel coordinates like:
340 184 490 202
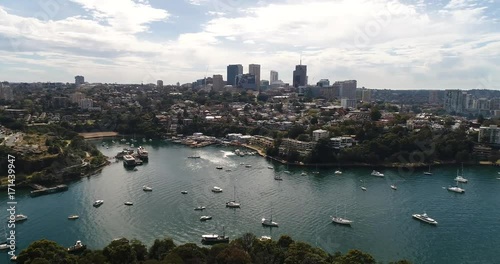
30 184 69 197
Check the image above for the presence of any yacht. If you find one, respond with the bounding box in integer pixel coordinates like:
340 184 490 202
216 166 223 170
262 217 279 227
390 185 397 190
137 146 149 160
361 186 367 191
67 240 87 253
334 170 342 175
371 170 384 177
11 255 17 261
274 174 283 181
331 216 353 225
93 200 104 207
268 166 273 169
188 155 201 159
454 176 468 183
13 214 28 222
123 155 136 167
200 216 212 221
143 185 153 192
194 206 206 211
68 215 79 220
447 185 465 193
259 236 272 241
211 186 223 193
284 171 291 174
181 191 188 194
301 172 307 176
412 213 438 225
0 243 8 250
245 164 252 168
226 186 240 208
201 227 229 245
424 165 432 175
124 202 133 206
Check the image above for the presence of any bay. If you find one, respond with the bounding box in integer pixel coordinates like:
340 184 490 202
1 140 500 263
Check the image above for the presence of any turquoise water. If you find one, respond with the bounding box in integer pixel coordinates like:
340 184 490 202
1 141 500 263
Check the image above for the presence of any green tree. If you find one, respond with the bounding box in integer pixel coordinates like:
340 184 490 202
148 238 176 261
335 249 376 264
370 107 381 121
16 239 78 264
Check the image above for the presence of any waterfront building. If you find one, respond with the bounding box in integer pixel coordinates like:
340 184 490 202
279 138 316 156
249 64 261 88
330 136 355 149
227 64 243 86
312 129 329 142
75 75 85 86
249 135 274 149
478 125 500 145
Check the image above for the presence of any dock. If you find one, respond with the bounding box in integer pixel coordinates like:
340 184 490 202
30 184 69 197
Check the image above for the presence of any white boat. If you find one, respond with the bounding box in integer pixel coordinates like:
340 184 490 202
194 206 206 211
201 226 229 244
68 215 79 220
361 186 367 191
143 185 153 192
268 166 273 169
93 200 104 207
0 225 8 250
226 186 240 208
262 207 279 227
181 191 188 194
424 165 432 175
447 185 465 193
0 243 7 250
245 164 252 168
390 185 397 190
454 176 468 183
216 166 223 170
259 236 272 241
211 186 223 193
301 172 307 176
334 170 342 175
67 240 87 253
13 214 28 222
124 202 133 206
412 213 438 225
274 174 283 181
200 216 212 221
371 170 384 177
11 255 17 261
284 171 291 174
331 205 353 225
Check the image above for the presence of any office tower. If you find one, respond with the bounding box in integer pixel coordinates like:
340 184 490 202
75 75 85 86
236 74 257 90
293 65 307 88
362 89 372 102
249 64 261 87
212 74 224 91
270 70 278 83
157 80 163 88
444 90 466 114
336 80 357 100
227 64 243 86
317 79 330 87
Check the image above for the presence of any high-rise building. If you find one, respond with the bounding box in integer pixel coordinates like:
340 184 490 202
293 65 307 88
317 79 330 87
428 90 439 105
270 70 279 84
212 74 224 91
75 75 85 86
236 74 257 90
249 64 261 87
336 80 357 100
0 83 14 101
362 89 372 102
444 89 466 114
227 64 243 86
157 80 163 88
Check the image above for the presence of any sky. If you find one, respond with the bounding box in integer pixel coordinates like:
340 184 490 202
0 0 499 89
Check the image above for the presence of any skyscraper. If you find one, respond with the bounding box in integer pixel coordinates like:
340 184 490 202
157 80 163 88
227 64 243 86
336 80 357 100
444 89 466 114
270 70 279 84
293 65 307 88
249 64 261 87
75 75 85 86
212 74 224 91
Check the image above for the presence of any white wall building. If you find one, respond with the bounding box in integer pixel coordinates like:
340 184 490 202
479 125 500 145
312 129 329 142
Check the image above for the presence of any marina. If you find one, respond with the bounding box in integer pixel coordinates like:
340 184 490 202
1 141 500 264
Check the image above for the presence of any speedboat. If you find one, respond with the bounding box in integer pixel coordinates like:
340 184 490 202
0 243 8 250
447 186 465 193
268 166 273 169
371 170 384 177
216 166 223 170
14 214 28 222
124 202 133 206
181 191 188 194
226 201 241 208
331 216 353 225
245 164 252 168
211 186 223 193
334 170 342 175
143 185 153 191
93 200 104 207
262 217 279 227
390 185 397 190
274 175 283 181
200 216 212 221
454 176 468 183
361 186 367 191
412 213 438 225
68 215 79 220
67 240 87 253
194 206 206 211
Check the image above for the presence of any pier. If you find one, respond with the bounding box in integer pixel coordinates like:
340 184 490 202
30 184 69 197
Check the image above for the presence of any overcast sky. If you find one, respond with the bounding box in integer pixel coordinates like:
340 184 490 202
0 0 499 89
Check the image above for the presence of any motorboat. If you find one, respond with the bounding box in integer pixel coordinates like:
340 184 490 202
188 155 200 159
268 166 273 169
11 255 17 261
331 216 353 225
301 172 307 176
211 186 223 193
447 185 465 193
143 185 153 192
216 166 223 170
124 202 133 206
226 201 241 208
93 200 104 207
200 216 212 221
259 236 272 241
262 217 279 227
67 240 87 253
13 214 28 222
371 170 384 177
181 191 188 194
361 186 367 191
194 206 206 211
201 227 229 245
274 175 283 181
225 169 232 172
245 164 252 168
284 171 291 174
454 176 468 183
412 213 438 225
68 215 79 220
390 185 397 190
334 170 342 175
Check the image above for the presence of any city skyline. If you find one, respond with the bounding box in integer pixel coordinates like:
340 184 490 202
0 0 499 89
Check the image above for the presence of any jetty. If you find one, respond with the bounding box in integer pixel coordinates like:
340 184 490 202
30 184 69 197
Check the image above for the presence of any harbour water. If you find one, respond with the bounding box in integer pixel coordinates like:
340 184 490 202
1 140 500 263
